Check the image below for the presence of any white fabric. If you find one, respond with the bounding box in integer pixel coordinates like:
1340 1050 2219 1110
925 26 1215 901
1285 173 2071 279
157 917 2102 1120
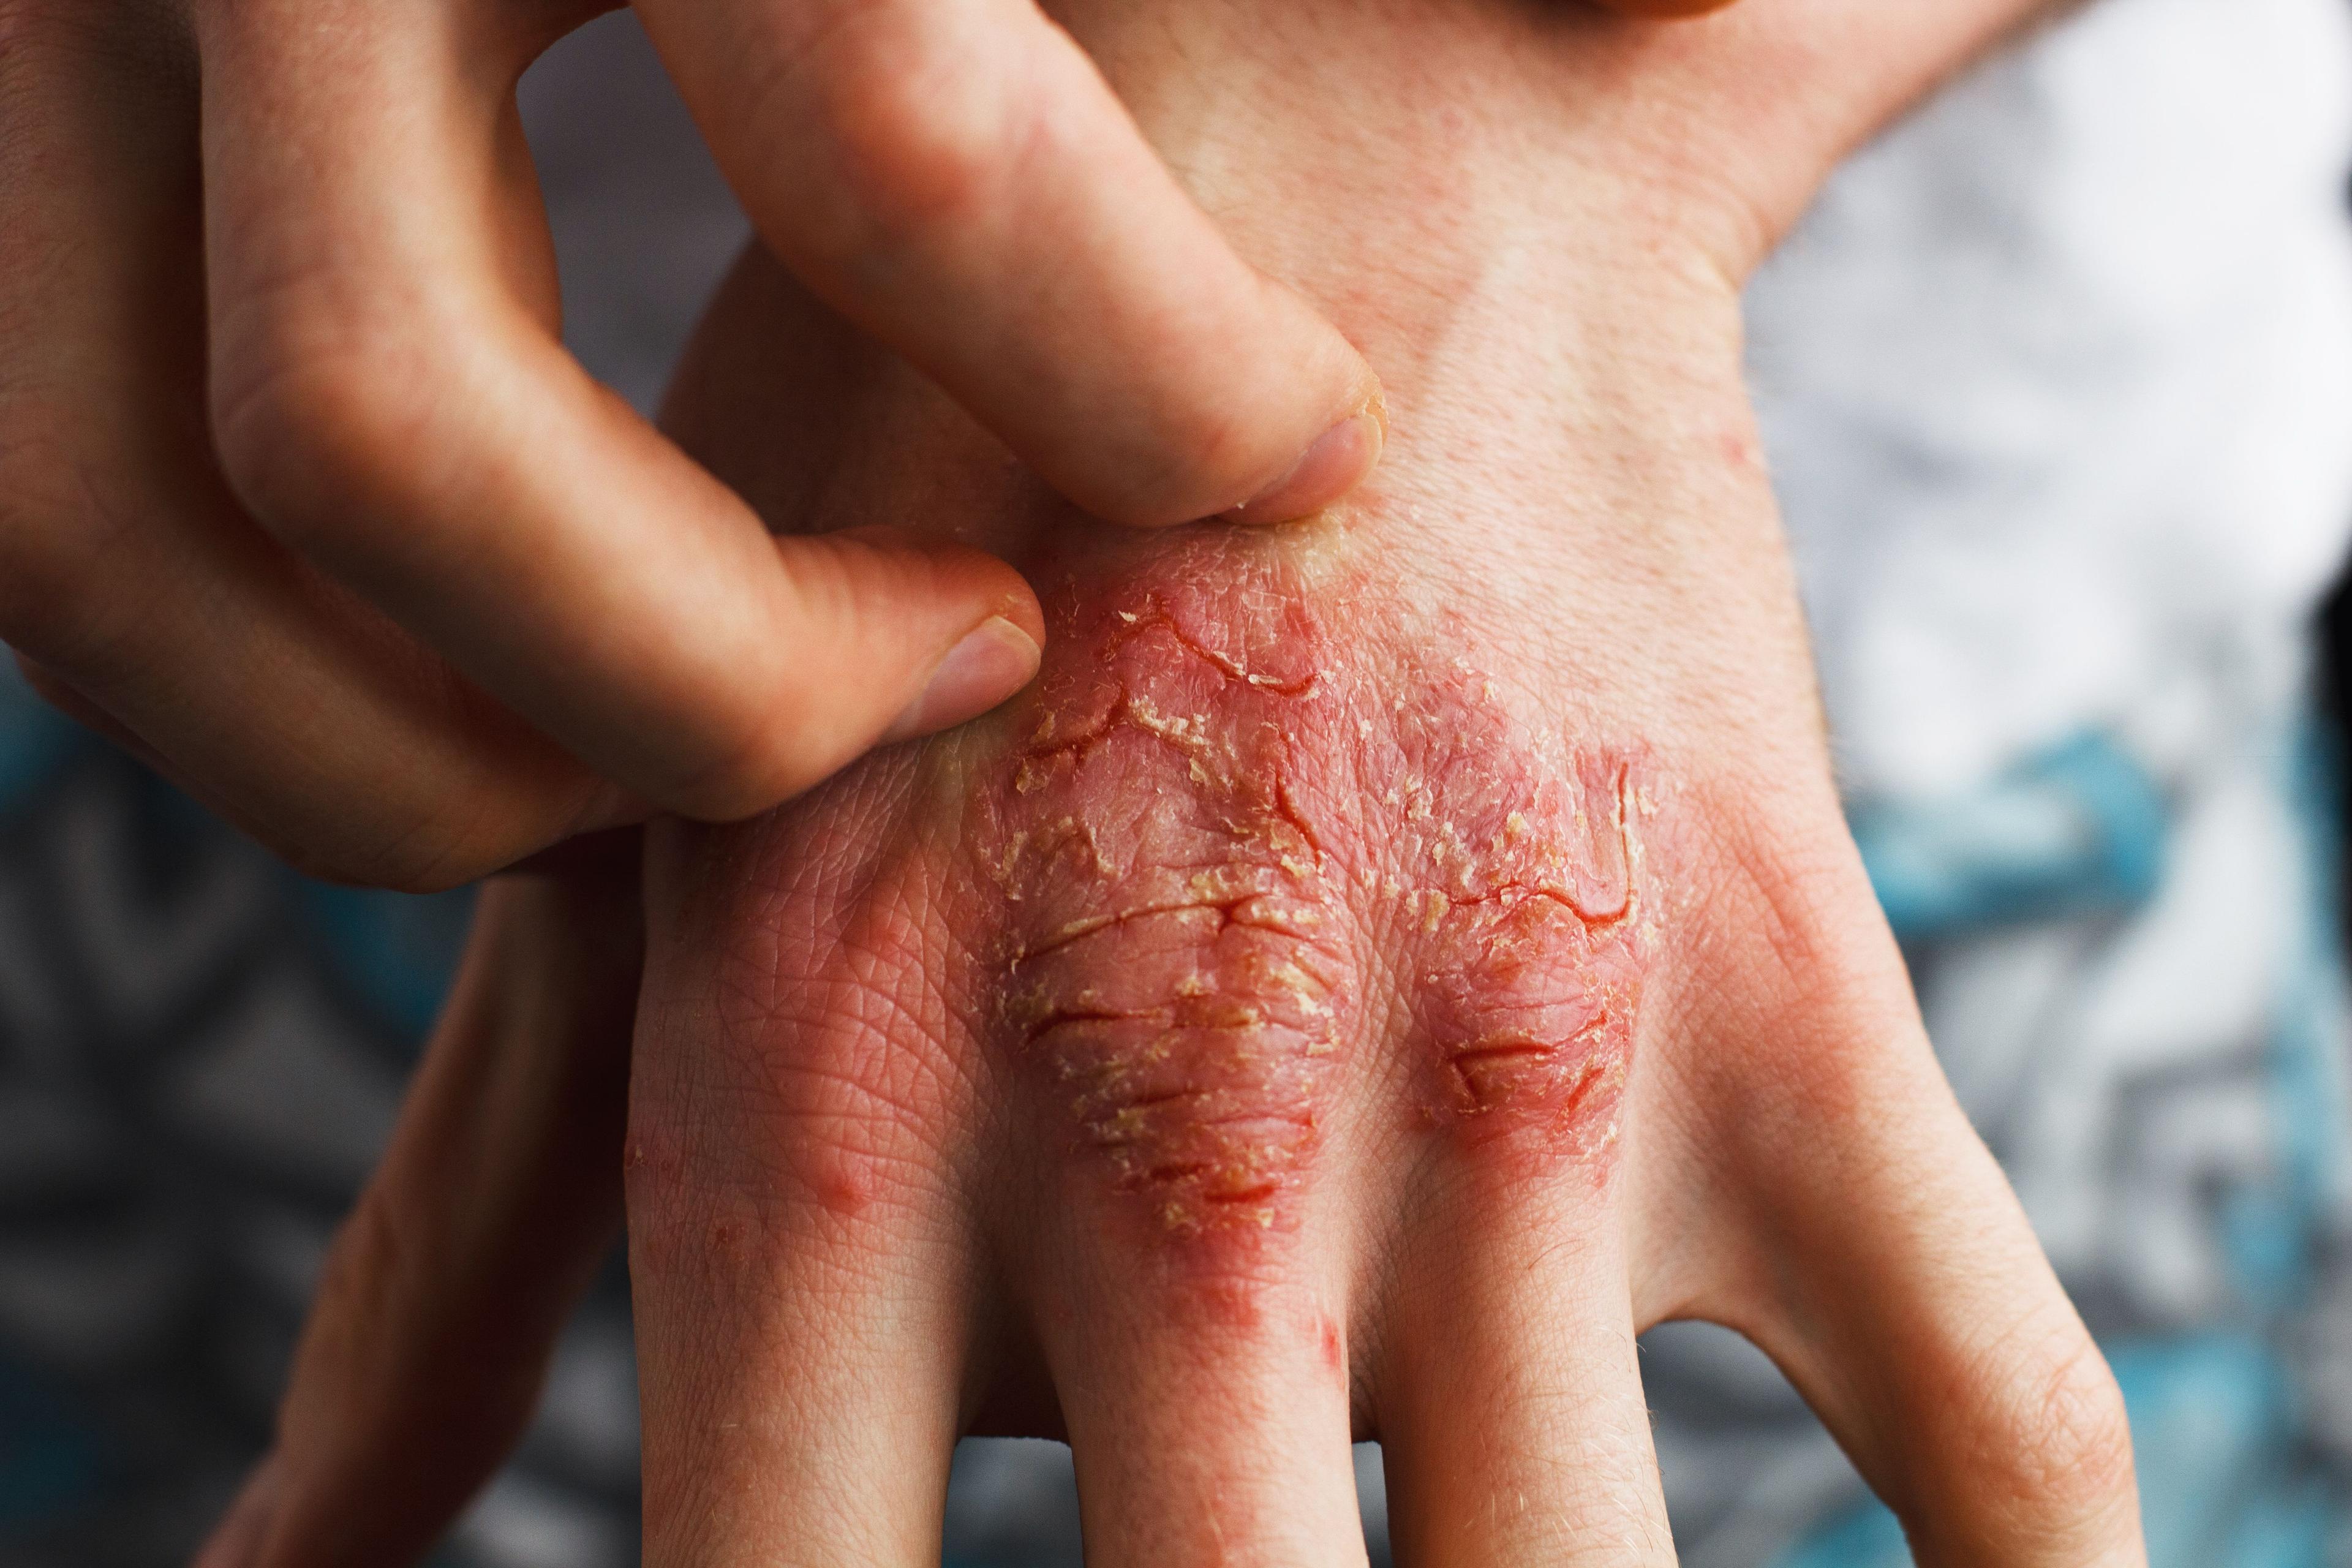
1751 0 2352 801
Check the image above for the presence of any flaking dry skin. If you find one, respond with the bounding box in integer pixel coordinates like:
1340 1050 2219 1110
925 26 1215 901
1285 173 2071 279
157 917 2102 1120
959 538 1653 1242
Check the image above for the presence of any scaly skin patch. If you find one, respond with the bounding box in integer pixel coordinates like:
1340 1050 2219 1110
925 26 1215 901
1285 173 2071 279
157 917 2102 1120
962 541 1652 1240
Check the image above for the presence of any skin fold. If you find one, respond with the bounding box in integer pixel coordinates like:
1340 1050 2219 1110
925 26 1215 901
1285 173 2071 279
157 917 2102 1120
202 2 2141 1566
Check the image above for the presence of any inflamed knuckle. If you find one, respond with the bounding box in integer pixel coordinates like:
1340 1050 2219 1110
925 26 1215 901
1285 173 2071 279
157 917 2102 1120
632 932 959 1264
962 557 1655 1246
745 990 964 1176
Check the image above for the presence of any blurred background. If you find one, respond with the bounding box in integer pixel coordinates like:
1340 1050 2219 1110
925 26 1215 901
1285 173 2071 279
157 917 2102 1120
4 1 2352 1562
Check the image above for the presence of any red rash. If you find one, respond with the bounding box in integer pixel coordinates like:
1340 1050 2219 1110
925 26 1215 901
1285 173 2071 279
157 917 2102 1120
960 541 1651 1241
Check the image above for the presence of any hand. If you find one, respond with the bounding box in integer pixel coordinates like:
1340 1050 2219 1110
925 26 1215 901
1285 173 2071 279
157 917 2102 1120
204 1 2144 1562
0 0 1408 891
639 3 2144 1559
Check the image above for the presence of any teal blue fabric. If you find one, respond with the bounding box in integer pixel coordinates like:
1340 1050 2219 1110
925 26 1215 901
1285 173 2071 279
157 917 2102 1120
1848 731 2169 944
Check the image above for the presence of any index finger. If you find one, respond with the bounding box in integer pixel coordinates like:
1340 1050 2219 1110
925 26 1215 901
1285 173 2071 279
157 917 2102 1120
195 0 1046 824
632 0 1386 527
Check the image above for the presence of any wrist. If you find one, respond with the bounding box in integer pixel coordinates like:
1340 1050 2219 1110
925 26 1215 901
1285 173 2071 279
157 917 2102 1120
1573 0 2077 269
1058 1 1762 297
1052 0 2068 288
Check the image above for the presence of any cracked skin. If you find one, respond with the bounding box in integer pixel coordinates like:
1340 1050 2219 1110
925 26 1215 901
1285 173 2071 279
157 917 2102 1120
956 530 1653 1243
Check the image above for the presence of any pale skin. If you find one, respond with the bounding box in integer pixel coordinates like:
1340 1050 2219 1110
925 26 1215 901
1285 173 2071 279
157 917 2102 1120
192 1 2150 1565
0 0 1771 894
2 0 1414 890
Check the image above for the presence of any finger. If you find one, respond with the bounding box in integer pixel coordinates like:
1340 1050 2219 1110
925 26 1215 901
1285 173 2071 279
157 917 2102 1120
1002 1055 1362 1568
1654 859 2146 1568
1031 1221 1366 1566
632 0 1384 528
195 864 643 1568
1592 0 1744 17
1744 1027 2144 1566
12 655 166 770
627 832 967 1567
0 2 636 889
194 0 1042 826
979 831 1367 1565
1379 1145 1674 1566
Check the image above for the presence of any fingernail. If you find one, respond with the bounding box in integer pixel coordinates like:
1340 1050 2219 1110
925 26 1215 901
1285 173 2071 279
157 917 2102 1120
883 616 1041 744
1226 399 1386 524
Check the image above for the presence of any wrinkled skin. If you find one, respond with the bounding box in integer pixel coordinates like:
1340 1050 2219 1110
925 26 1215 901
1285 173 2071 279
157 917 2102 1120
202 2 2144 1566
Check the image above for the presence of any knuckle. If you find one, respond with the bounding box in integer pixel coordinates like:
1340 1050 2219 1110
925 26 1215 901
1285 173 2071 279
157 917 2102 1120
732 952 966 1192
1410 760 1644 1157
1702 799 1861 993
982 690 1353 1249
285 1185 425 1427
310 1183 408 1329
778 2 1035 244
285 1182 543 1446
1682 774 1910 1064
1970 1322 2138 1527
970 575 1665 1247
208 318 439 558
628 861 963 1270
